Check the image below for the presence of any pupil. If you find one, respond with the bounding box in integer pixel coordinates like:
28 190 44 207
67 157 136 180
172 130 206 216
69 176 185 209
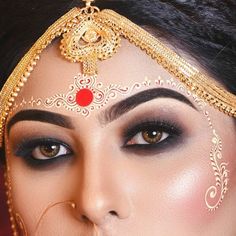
148 131 158 138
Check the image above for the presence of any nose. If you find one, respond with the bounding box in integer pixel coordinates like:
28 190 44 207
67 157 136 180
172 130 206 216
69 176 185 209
74 147 131 226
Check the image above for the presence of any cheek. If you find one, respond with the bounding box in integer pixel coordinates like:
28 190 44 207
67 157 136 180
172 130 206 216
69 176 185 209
165 166 212 225
131 146 217 232
221 130 236 183
8 159 75 234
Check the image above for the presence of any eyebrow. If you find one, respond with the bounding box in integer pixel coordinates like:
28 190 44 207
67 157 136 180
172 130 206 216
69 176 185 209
7 109 74 134
101 88 197 124
7 88 196 132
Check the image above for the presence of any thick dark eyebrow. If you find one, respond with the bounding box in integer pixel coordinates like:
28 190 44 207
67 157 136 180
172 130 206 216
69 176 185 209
101 88 197 124
7 109 74 134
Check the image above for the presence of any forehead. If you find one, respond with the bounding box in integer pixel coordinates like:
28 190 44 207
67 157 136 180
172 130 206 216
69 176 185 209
10 38 202 122
17 39 176 97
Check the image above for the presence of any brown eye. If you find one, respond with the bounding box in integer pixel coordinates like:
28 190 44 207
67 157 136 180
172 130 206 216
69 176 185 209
142 130 163 144
127 128 169 146
39 144 60 158
32 144 71 160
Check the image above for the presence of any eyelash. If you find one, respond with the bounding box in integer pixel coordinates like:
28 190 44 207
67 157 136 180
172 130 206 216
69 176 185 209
122 119 183 154
15 138 73 168
14 119 183 167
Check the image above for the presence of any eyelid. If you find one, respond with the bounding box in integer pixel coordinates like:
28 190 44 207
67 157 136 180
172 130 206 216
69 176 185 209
122 119 182 144
13 137 75 169
127 131 169 146
14 137 73 158
121 118 184 156
31 144 71 160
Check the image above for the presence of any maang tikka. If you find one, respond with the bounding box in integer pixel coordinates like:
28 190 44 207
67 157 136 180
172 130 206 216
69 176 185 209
60 0 121 75
1 0 236 147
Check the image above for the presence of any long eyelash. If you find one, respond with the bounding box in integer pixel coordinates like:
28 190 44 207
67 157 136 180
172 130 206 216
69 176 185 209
123 119 182 141
122 118 183 154
14 137 73 168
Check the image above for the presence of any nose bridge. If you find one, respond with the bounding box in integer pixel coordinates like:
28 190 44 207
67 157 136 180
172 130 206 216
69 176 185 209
82 145 115 199
76 141 131 224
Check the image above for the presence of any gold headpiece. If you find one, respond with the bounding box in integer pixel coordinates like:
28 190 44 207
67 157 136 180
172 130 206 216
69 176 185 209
1 0 236 147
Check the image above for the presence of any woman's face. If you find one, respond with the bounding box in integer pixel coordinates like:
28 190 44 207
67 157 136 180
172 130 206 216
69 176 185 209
5 40 236 235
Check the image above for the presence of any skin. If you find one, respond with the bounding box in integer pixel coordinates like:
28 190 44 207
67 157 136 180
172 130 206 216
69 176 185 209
5 39 236 236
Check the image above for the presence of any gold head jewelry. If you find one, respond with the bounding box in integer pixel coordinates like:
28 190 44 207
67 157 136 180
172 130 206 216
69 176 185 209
1 0 236 147
60 0 120 75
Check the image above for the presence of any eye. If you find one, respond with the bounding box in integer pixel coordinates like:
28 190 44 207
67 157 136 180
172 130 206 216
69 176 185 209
32 143 71 160
123 120 182 152
15 138 73 164
126 128 169 146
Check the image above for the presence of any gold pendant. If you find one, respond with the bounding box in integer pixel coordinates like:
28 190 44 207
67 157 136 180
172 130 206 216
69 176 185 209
60 6 121 75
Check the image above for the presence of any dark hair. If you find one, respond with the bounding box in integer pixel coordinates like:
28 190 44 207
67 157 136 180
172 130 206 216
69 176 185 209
1 0 235 163
0 0 235 91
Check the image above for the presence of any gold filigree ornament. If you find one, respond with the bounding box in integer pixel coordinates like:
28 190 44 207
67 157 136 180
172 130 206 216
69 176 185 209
10 75 155 117
60 1 121 75
1 0 236 147
205 129 229 211
157 78 230 211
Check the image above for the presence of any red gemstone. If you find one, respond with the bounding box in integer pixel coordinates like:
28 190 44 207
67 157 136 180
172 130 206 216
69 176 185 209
76 88 94 107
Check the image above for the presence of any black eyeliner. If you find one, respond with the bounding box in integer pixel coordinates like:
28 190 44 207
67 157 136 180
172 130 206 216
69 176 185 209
14 137 73 168
122 118 184 156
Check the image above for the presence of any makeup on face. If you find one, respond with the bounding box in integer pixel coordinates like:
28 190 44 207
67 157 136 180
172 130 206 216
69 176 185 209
7 87 199 170
4 35 234 235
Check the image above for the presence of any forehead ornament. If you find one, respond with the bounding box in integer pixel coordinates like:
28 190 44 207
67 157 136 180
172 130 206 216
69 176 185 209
60 0 120 75
1 0 236 146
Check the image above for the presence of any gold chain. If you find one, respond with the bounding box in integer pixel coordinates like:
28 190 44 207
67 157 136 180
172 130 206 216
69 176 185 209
82 0 95 7
1 3 236 147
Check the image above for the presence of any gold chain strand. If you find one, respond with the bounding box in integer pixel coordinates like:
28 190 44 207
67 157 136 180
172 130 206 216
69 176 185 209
82 0 95 7
98 10 236 111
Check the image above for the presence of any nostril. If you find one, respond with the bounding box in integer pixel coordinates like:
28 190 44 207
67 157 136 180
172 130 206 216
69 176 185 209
109 210 118 216
81 215 90 222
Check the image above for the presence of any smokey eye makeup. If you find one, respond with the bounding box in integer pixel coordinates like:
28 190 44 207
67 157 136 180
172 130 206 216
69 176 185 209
122 118 184 155
14 137 73 168
12 116 184 168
